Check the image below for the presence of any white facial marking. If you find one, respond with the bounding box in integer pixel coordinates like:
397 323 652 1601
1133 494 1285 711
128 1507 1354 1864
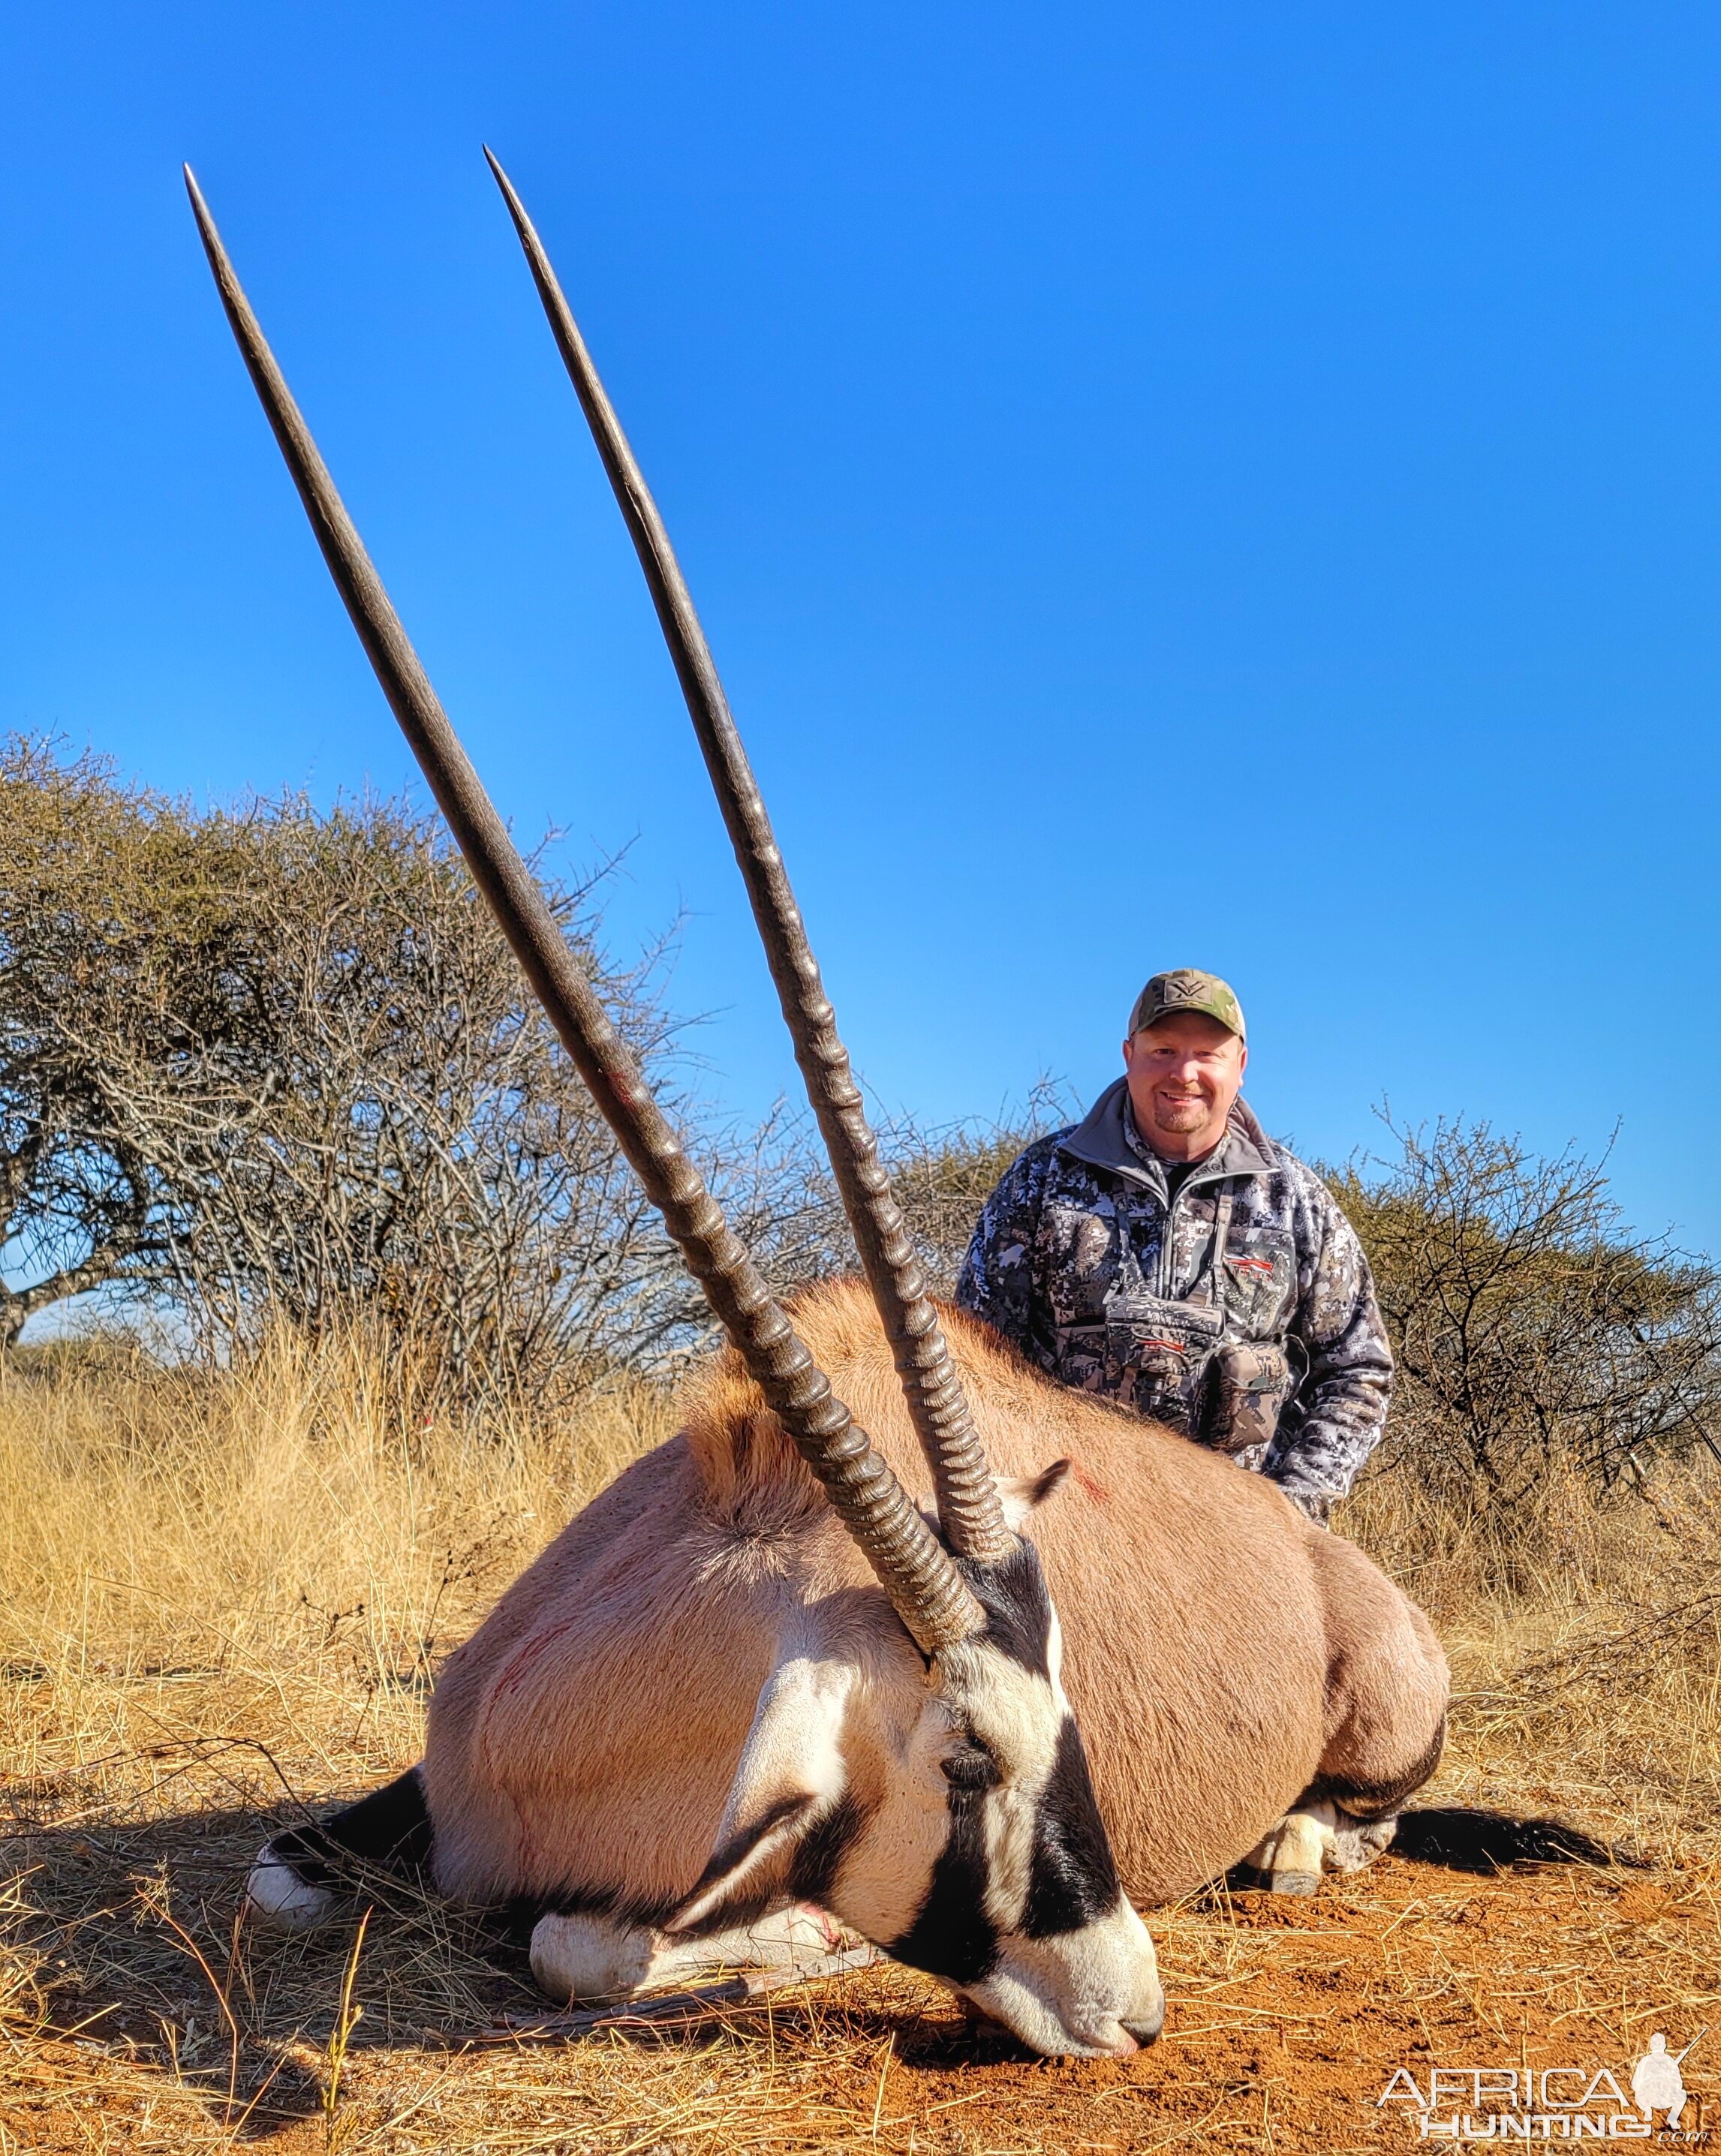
669 1651 855 1934
831 1690 956 1944
934 1637 1064 1933
963 1896 1162 2058
699 1562 1159 2068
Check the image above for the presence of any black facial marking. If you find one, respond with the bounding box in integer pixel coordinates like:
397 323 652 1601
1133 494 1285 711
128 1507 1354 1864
889 1776 999 1984
906 1534 1126 1959
1022 1715 1122 1938
264 1766 433 1890
957 1540 1055 1677
788 1790 868 1906
684 1794 811 1906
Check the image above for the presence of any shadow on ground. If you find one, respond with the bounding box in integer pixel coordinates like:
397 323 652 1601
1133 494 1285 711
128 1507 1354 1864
0 1794 1641 2137
2 1796 543 2137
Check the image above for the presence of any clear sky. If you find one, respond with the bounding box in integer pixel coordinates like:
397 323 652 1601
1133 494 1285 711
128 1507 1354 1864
4 3 1718 1253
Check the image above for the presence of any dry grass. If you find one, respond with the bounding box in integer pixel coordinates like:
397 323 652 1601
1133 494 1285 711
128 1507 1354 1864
2 1336 1719 2152
1347 1448 1721 1866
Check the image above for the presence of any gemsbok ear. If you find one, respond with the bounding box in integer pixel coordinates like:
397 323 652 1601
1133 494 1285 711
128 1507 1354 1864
996 1459 1073 1532
662 1652 855 1936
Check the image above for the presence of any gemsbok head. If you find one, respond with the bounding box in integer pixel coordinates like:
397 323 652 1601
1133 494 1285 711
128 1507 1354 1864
188 158 1166 2057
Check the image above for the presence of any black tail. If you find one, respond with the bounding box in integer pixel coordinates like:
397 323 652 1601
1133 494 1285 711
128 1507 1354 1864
264 1767 434 1890
1392 1806 1644 1874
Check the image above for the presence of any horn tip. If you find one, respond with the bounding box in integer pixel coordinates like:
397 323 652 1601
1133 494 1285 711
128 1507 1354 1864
182 164 215 235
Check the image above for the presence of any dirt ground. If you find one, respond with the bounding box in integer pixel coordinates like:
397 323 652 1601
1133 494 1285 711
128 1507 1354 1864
5 1346 1719 2152
3 1775 1717 2154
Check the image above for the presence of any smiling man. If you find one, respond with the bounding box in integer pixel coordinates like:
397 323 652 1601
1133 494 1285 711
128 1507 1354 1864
955 970 1392 1523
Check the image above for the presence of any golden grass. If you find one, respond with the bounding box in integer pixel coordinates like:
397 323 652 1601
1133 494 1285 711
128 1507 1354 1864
1346 1448 1721 1866
2 1336 1719 2152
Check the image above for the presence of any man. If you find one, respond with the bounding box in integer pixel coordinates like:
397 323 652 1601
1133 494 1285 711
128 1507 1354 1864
955 970 1391 1523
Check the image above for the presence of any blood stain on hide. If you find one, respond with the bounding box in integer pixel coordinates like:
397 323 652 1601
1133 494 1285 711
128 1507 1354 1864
1070 1460 1112 1506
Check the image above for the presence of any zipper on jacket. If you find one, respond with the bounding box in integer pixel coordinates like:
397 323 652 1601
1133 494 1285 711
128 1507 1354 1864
1157 1182 1176 1298
1158 1162 1234 1299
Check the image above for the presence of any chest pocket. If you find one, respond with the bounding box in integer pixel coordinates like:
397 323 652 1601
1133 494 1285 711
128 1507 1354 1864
1220 1228 1297 1338
1043 1201 1136 1322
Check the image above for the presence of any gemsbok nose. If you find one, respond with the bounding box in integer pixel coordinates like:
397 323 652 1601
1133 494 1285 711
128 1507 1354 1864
191 152 1149 2052
198 149 1449 2067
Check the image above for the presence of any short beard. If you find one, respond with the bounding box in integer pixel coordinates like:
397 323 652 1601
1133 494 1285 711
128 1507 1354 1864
1152 1100 1209 1133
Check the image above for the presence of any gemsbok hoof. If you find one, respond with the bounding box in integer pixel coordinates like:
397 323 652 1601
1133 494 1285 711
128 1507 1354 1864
245 1839 338 1929
1243 1801 1338 1893
1241 1799 1401 1896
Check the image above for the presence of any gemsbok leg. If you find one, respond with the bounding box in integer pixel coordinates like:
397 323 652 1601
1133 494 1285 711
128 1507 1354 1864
1244 1529 1447 1893
528 1905 872 2004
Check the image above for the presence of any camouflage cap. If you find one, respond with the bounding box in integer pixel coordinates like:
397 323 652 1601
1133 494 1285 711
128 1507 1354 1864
1127 969 1246 1041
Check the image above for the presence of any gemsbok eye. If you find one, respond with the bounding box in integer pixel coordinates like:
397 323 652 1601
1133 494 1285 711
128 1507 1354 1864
942 1744 1001 1794
207 153 1449 2074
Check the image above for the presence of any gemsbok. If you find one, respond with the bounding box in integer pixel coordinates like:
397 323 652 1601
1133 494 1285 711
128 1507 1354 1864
185 155 1449 2060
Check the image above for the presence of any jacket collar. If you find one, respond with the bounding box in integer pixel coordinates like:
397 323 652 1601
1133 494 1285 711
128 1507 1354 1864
1054 1076 1277 1196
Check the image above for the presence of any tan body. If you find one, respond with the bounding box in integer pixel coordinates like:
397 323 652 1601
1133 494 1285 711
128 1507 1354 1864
203 175 1435 2053
425 1284 1446 1916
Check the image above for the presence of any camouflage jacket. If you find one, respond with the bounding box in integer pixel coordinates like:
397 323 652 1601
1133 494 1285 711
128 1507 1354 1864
954 1081 1392 1520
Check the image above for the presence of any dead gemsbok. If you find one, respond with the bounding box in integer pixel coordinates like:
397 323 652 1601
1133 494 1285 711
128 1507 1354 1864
185 157 1449 2060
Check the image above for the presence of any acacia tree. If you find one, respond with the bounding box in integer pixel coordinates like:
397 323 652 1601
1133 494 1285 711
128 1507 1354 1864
12 737 1719 1463
0 735 774 1403
1333 1116 1721 1501
0 738 187 1345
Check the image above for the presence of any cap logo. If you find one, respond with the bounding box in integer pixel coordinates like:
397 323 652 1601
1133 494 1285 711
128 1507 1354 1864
1127 968 1245 1041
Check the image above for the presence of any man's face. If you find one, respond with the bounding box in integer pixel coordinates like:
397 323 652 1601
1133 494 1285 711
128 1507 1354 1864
1121 1014 1247 1164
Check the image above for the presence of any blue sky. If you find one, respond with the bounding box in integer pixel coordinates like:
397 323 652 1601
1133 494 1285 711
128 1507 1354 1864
5 3 1719 1253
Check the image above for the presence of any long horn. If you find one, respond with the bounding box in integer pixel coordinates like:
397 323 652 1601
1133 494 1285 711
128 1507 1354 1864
484 149 1015 1565
182 167 985 1655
